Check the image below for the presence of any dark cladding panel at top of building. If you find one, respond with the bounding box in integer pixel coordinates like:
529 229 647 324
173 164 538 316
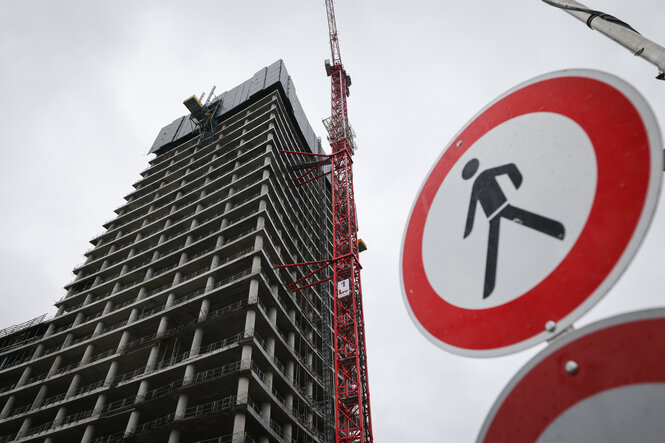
150 60 322 156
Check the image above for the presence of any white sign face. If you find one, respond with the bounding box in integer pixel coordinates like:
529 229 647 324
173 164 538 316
401 69 662 357
477 309 665 442
538 384 665 443
422 113 597 309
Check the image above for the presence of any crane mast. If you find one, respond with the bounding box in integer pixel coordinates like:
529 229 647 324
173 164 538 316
324 1 373 442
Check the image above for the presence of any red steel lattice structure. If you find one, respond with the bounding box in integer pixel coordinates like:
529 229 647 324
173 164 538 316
276 2 373 441
324 1 373 442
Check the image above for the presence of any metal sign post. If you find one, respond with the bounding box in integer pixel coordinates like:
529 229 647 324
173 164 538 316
542 0 665 80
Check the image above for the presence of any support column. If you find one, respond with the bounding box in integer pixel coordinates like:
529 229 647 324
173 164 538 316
248 279 259 305
136 380 150 403
205 275 216 292
241 345 252 371
168 429 181 443
47 356 62 377
283 423 293 442
0 396 14 419
199 298 210 321
81 424 95 443
72 312 84 327
264 371 273 390
174 394 188 420
190 328 203 357
80 344 95 365
236 376 250 404
16 366 31 388
125 410 140 436
62 333 74 348
260 401 271 423
231 414 246 443
165 292 176 309
102 300 113 315
254 234 264 250
16 417 31 439
53 406 67 427
116 330 131 353
178 252 189 266
183 364 195 386
127 307 140 324
32 343 44 360
31 385 47 409
65 374 81 398
93 394 106 417
172 271 182 286
266 337 275 357
93 321 104 337
251 256 262 273
146 345 160 372
244 310 256 335
136 287 147 303
307 380 313 399
156 315 169 336
104 361 119 386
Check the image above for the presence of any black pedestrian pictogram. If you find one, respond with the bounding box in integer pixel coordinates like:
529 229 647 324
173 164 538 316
462 158 565 299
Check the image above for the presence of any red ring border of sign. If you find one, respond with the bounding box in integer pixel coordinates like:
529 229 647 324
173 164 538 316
476 308 665 442
400 70 662 357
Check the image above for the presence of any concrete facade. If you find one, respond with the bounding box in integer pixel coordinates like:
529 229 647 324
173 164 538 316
0 64 333 443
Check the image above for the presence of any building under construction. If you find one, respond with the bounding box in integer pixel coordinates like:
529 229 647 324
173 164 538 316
0 60 335 443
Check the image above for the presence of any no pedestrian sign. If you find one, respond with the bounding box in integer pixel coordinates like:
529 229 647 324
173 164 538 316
401 70 662 357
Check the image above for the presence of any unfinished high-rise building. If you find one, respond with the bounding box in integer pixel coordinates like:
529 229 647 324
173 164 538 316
0 60 334 443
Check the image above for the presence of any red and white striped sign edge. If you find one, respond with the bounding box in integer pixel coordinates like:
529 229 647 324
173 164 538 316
400 69 662 357
476 308 665 442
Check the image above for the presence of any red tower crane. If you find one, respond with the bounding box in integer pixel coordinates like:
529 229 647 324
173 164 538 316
323 1 373 442
275 2 373 442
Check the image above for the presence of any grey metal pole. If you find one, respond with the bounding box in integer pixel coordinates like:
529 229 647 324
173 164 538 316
544 0 665 80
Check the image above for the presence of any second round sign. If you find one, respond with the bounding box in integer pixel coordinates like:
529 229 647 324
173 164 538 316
401 69 662 357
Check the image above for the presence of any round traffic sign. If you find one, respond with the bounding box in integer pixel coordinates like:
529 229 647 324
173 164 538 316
477 308 665 442
400 70 662 357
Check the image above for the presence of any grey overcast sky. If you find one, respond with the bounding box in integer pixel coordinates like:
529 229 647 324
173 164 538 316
1 1 664 441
